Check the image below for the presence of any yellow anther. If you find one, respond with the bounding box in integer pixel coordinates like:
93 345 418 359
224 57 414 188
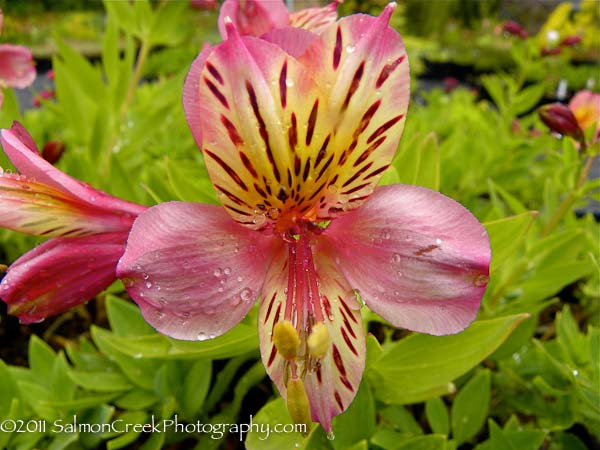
307 322 331 358
286 378 312 435
273 321 300 359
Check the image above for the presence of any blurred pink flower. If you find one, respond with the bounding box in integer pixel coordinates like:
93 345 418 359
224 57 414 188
569 90 600 142
0 10 36 108
0 123 146 323
118 4 490 432
217 0 341 38
502 20 528 39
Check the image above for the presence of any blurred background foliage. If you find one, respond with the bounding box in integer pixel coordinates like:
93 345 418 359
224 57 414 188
0 1 598 449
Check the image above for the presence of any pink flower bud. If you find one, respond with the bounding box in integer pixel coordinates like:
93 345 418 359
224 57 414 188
559 35 582 47
443 76 459 93
539 103 584 141
41 141 65 165
541 46 561 57
502 20 528 39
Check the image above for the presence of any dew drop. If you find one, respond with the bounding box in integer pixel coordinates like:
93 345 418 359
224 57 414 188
154 310 164 319
197 332 208 341
230 296 242 307
345 44 355 53
285 78 295 87
240 287 253 301
145 281 152 289
326 431 335 440
327 184 338 194
237 276 243 282
382 230 391 240
214 268 223 277
133 353 142 359
268 208 280 219
183 311 191 318
435 238 443 245
224 267 232 275
218 287 224 293
143 273 149 280
391 253 402 263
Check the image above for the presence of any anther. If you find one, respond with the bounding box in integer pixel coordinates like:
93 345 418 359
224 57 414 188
273 321 300 359
307 322 331 358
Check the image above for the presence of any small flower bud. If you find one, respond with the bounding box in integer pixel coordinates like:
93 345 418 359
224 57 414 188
273 321 300 359
307 322 331 358
42 141 66 165
539 103 584 141
540 46 561 57
286 378 311 435
560 35 582 47
502 20 528 39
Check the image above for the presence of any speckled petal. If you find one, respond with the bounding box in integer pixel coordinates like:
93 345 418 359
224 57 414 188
0 44 36 89
218 0 289 38
117 201 277 340
321 184 491 335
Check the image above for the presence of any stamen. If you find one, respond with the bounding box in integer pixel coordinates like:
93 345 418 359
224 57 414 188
286 378 312 435
273 321 300 359
307 322 330 358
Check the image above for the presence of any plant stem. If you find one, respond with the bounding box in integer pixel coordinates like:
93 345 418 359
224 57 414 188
540 152 595 237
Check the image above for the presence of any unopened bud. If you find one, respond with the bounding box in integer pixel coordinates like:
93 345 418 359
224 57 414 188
539 103 584 141
502 20 528 39
307 322 331 358
42 141 65 165
273 321 300 359
540 46 561 57
559 35 582 47
286 378 311 435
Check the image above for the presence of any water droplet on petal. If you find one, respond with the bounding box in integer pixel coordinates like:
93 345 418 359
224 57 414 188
197 332 208 341
382 230 391 240
214 268 223 277
285 78 294 87
327 184 338 194
145 281 152 289
473 274 489 287
237 276 243 282
241 287 253 302
224 267 232 275
391 253 402 263
183 311 191 318
327 431 335 440
346 45 355 53
154 310 164 319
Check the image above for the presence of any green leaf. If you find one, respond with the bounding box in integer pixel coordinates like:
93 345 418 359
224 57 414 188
380 405 423 435
425 397 450 435
245 398 307 450
0 359 19 417
451 369 491 445
68 370 134 392
332 381 376 449
510 84 545 117
106 411 148 450
393 434 448 450
556 306 588 366
395 132 440 190
181 360 212 419
369 315 527 404
29 335 57 383
106 295 156 337
484 212 537 272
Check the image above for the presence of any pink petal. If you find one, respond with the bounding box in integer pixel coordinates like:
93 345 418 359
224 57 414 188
116 201 277 341
569 90 600 140
0 173 135 237
295 4 410 220
185 26 331 230
258 239 364 432
182 43 212 150
218 0 289 38
261 27 318 58
0 44 36 89
1 233 127 323
1 123 145 217
321 184 491 336
289 0 340 35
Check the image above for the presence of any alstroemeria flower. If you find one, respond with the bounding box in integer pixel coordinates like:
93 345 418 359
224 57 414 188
217 0 340 38
568 90 600 143
0 10 36 108
0 123 146 323
118 5 490 432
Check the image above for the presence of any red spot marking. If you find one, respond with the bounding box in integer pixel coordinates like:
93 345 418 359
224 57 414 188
338 307 357 339
294 155 301 177
367 114 404 144
322 296 332 320
342 182 370 196
376 55 405 89
286 168 292 188
239 152 258 179
221 115 243 147
316 154 334 181
206 62 224 85
306 100 319 146
204 77 229 109
348 194 370 203
354 100 381 139
332 345 346 375
353 136 386 168
277 187 288 202
341 327 358 356
303 157 311 182
316 364 322 384
274 302 282 324
342 162 373 188
363 164 390 180
279 61 288 108
205 149 248 191
246 81 281 182
329 173 339 187
267 345 277 367
308 180 327 201
333 27 342 70
214 184 251 207
315 135 331 167
340 375 354 392
288 113 298 151
342 62 365 111
264 292 277 324
339 297 358 324
415 244 439 256
254 183 268 198
334 391 344 410
225 205 252 216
